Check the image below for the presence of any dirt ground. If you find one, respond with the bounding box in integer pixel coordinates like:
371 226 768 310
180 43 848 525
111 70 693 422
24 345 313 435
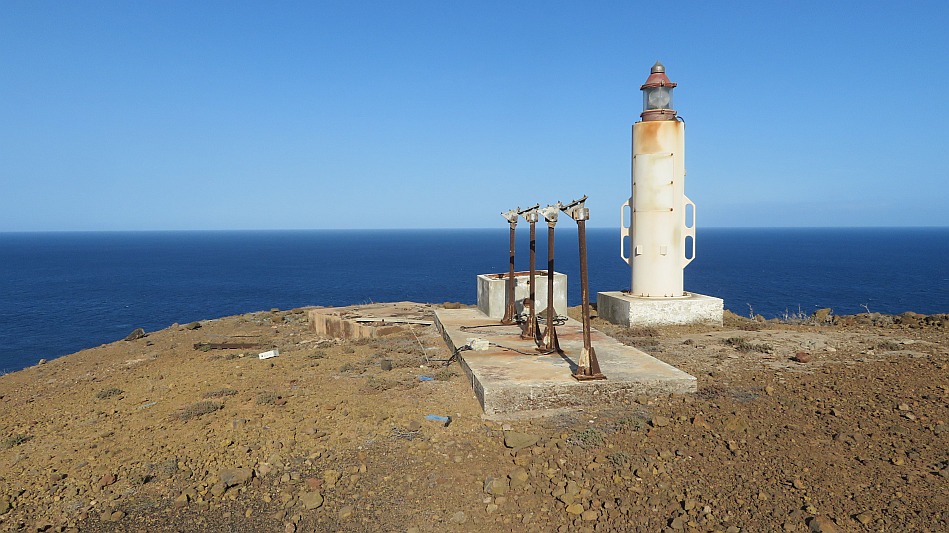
0 303 946 533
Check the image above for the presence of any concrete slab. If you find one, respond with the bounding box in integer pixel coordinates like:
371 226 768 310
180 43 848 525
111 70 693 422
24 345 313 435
597 291 724 327
434 308 696 417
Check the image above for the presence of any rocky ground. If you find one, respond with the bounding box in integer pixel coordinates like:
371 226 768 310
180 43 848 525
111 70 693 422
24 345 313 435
0 303 946 533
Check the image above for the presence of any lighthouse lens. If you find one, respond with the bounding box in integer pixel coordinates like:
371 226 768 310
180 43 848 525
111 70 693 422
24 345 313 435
644 87 673 110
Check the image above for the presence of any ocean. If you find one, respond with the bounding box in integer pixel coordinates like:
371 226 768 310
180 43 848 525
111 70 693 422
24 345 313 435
1 227 947 373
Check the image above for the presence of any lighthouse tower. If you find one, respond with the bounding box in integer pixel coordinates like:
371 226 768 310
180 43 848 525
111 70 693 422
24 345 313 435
597 61 723 327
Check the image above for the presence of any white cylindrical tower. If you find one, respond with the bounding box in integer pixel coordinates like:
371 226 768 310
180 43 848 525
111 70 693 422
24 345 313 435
622 61 695 297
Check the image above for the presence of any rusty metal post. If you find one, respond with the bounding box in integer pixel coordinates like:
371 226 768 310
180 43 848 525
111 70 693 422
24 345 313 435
519 205 541 343
500 208 519 325
538 203 563 353
562 196 605 380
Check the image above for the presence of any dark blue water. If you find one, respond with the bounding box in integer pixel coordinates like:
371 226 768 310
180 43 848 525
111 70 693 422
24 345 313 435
1 228 947 373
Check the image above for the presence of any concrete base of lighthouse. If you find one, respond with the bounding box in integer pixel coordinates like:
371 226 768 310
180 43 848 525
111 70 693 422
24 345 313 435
596 291 724 327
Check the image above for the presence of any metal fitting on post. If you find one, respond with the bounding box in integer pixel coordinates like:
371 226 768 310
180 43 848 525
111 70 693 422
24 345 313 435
500 208 520 325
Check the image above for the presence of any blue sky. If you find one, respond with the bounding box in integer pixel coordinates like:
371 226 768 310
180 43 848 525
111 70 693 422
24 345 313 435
2 1 947 231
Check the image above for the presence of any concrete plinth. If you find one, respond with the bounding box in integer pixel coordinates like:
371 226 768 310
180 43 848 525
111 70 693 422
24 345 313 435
477 271 567 320
309 302 435 340
434 308 696 417
597 291 724 327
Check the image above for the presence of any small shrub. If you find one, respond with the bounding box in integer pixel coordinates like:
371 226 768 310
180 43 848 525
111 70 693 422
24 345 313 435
611 415 648 432
96 388 124 400
877 340 902 351
432 367 458 381
203 388 238 399
1 434 32 449
338 362 359 374
607 452 631 467
255 392 280 405
307 350 326 360
723 337 772 354
176 401 222 420
567 428 604 449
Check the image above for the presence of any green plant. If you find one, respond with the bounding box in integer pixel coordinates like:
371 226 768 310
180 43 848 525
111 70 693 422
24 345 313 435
96 388 124 400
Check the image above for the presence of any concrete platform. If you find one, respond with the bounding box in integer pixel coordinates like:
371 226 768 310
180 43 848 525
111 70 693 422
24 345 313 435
434 308 696 417
597 291 724 327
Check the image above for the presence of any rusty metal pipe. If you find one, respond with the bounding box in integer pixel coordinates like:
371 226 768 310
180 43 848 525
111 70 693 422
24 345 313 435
500 209 519 325
541 221 561 352
538 203 563 353
562 196 605 380
518 205 540 342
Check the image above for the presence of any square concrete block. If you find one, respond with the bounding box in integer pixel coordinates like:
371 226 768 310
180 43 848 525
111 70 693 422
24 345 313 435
477 271 567 320
597 291 724 327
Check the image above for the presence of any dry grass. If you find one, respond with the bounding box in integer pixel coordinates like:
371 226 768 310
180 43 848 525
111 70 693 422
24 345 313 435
175 401 222 420
95 387 124 400
1 433 32 449
202 388 238 399
723 337 773 354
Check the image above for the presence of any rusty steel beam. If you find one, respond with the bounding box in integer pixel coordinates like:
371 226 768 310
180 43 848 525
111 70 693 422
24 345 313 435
562 196 606 380
500 208 520 325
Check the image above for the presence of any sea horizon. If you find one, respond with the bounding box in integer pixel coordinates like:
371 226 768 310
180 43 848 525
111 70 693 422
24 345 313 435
2 227 947 373
2 225 948 234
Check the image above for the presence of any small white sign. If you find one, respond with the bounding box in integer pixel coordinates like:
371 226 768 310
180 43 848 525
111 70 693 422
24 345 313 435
258 349 279 360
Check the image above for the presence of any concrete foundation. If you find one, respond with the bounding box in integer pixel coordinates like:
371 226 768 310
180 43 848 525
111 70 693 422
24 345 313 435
309 302 434 340
477 271 567 320
434 308 696 417
596 291 724 327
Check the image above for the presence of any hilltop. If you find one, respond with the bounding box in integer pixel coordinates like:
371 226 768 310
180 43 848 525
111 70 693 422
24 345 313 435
0 304 946 532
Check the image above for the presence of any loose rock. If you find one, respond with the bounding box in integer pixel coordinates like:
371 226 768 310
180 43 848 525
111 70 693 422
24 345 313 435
504 431 539 449
808 515 840 533
299 491 323 510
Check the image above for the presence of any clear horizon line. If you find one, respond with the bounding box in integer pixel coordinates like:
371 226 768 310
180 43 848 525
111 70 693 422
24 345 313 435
2 225 948 235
